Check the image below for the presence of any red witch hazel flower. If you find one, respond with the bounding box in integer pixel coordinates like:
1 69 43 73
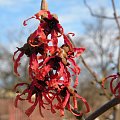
13 0 90 118
102 73 120 98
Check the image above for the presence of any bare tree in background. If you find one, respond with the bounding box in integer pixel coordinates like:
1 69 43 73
63 7 119 120
74 1 120 119
0 30 30 98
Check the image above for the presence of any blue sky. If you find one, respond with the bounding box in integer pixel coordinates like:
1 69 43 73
0 0 120 44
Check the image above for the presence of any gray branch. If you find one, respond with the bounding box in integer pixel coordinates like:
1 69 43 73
85 97 120 120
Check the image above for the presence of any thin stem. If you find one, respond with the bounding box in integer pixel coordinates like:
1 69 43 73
67 35 111 100
79 56 111 100
79 56 98 82
85 97 120 120
67 35 98 82
84 0 120 20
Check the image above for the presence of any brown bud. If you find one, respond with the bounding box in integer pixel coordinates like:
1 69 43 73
41 0 48 10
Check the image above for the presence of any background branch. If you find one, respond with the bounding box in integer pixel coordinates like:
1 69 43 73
85 97 120 120
84 0 120 20
67 35 111 100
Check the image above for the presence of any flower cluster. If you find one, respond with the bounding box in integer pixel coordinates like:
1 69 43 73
102 73 120 98
13 10 90 117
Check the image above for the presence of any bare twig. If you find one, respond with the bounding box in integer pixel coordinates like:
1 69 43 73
79 56 98 82
85 97 120 120
67 35 98 81
67 35 111 100
80 56 111 100
111 0 120 73
84 0 120 20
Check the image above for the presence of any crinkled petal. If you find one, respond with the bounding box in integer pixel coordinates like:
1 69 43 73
38 95 44 117
62 90 70 108
68 93 90 116
14 83 29 90
14 89 29 107
102 74 118 88
51 30 58 47
63 34 73 51
23 10 52 26
13 51 24 76
73 75 79 88
25 95 38 117
74 48 85 57
57 23 64 35
113 82 120 97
